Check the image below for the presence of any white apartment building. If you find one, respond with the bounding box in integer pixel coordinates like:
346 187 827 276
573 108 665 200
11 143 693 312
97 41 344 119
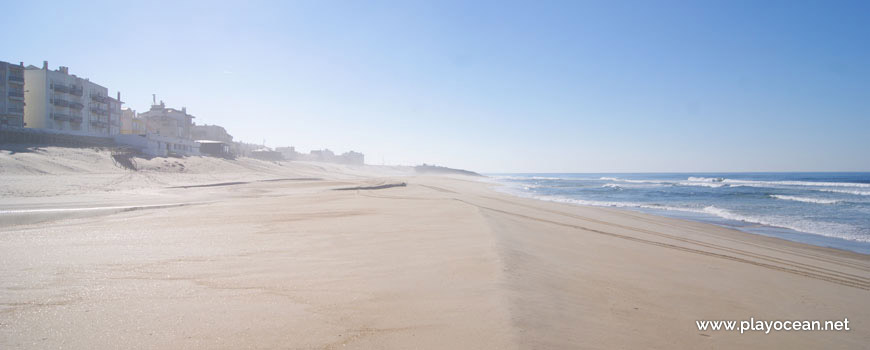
140 96 194 140
23 61 121 137
125 96 199 156
0 61 26 127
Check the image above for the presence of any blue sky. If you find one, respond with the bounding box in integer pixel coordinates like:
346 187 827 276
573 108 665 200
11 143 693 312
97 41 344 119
4 0 869 172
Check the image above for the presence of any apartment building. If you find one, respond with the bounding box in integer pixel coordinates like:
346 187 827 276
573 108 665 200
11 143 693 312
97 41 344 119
191 123 233 143
140 96 194 140
23 62 121 137
0 61 26 127
135 96 199 155
120 107 146 135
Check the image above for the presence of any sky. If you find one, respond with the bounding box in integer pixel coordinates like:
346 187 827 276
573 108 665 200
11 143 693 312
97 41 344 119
3 0 869 173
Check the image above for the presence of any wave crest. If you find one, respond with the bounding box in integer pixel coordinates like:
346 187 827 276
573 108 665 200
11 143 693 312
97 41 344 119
769 195 839 204
816 189 870 196
701 206 867 242
687 177 724 182
722 179 870 188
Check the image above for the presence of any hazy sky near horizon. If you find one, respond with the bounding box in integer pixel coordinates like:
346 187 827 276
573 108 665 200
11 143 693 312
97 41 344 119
4 0 869 172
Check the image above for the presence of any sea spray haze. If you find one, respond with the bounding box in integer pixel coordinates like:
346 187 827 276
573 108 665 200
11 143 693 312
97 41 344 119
491 173 870 254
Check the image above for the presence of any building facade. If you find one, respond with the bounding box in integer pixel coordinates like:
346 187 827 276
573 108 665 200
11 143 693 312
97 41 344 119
341 151 365 165
140 97 194 140
107 92 122 135
0 61 26 127
120 107 146 135
191 123 233 143
134 97 198 156
275 146 300 160
23 62 120 137
275 147 365 165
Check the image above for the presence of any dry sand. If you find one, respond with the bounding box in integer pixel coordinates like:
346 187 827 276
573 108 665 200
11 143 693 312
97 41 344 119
1 147 869 349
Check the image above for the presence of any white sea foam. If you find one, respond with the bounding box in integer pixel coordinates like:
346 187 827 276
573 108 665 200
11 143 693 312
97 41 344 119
599 177 669 184
721 179 870 188
769 195 840 204
687 177 725 182
604 176 727 188
492 175 870 245
602 176 870 190
494 179 870 243
524 194 711 215
701 206 868 243
493 175 564 181
677 181 727 188
549 196 868 242
816 188 870 196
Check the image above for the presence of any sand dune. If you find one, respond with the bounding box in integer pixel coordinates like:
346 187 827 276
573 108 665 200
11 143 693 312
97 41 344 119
1 148 868 349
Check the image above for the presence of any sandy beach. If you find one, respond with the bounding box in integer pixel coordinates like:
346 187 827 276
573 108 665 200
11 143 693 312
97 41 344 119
1 148 869 349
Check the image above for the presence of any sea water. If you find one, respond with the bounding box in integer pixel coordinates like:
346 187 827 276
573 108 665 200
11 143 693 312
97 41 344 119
490 173 870 254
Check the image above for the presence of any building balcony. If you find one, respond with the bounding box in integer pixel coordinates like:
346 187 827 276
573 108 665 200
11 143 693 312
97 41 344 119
90 107 109 116
90 94 110 103
8 91 24 99
8 75 24 83
90 120 108 128
69 102 84 110
51 98 70 107
51 112 71 121
50 83 82 96
8 107 24 114
51 83 70 93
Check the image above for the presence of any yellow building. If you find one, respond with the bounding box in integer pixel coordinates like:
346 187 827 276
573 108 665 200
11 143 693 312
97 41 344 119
120 107 145 135
23 61 122 136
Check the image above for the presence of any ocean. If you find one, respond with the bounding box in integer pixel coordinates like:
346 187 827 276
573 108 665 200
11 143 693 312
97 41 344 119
489 173 870 254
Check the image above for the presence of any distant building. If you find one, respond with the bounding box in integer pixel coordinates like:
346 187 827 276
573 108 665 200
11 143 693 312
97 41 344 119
231 141 263 157
140 96 194 140
197 140 232 158
275 146 300 160
191 123 233 143
0 61 26 128
117 107 189 157
120 107 145 135
23 61 120 137
341 151 365 165
275 147 364 165
249 147 283 161
310 149 335 162
135 96 198 156
114 132 200 157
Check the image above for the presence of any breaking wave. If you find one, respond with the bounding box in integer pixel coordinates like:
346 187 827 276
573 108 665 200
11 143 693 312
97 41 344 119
500 190 868 243
816 188 870 196
677 181 727 188
599 177 669 184
489 173 870 249
701 206 868 243
687 177 725 182
769 195 840 204
721 179 870 188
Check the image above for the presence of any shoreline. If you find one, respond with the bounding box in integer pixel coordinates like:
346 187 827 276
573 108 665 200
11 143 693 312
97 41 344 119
2 149 869 348
485 174 870 255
